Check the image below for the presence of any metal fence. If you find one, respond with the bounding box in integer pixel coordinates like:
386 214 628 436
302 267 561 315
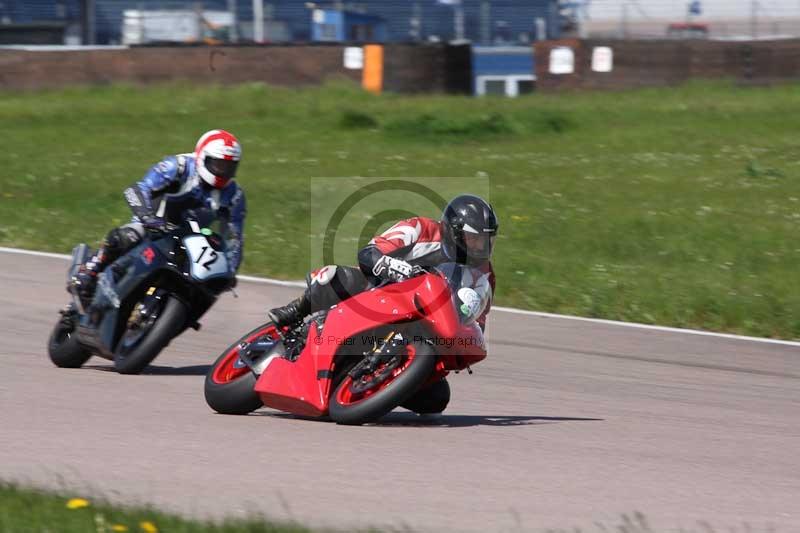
577 0 800 40
0 1 563 45
6 1 800 46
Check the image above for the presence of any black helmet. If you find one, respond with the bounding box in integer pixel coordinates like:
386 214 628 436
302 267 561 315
440 194 499 265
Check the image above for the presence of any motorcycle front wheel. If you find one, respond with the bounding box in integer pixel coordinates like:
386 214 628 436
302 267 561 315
329 335 436 426
113 294 188 375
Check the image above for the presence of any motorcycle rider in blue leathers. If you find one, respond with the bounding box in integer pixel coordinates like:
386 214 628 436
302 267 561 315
70 129 246 300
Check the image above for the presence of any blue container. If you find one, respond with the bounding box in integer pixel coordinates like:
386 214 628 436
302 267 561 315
311 9 387 43
472 45 535 96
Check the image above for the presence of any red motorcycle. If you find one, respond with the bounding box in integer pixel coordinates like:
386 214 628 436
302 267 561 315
204 262 492 425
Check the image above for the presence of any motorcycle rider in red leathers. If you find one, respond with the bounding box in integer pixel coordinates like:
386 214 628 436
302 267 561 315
267 194 499 414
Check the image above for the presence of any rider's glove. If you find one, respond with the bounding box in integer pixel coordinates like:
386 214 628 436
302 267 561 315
372 256 418 283
140 215 167 232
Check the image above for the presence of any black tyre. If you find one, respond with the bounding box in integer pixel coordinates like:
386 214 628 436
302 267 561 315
204 324 277 415
329 337 437 426
401 378 451 414
113 295 188 375
48 312 91 368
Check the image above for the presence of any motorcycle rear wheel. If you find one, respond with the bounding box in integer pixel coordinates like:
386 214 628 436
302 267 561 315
401 378 451 414
204 323 278 415
48 311 91 368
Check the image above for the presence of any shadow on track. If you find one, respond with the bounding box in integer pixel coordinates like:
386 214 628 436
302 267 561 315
83 364 211 376
255 411 602 427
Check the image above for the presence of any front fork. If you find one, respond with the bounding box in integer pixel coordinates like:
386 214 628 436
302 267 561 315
66 243 91 315
125 286 167 331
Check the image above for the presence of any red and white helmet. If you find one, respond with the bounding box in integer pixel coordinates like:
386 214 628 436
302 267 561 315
194 129 242 189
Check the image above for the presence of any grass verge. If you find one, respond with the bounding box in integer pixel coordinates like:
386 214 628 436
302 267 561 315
1 80 798 339
0 483 780 533
0 482 315 533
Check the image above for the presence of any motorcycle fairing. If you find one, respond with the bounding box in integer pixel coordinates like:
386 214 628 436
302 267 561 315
254 322 331 417
321 272 486 369
77 239 173 357
254 271 487 417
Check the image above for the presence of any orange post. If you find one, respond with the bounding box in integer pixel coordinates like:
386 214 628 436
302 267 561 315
362 45 384 94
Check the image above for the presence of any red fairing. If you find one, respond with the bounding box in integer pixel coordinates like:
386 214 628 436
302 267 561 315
440 323 488 369
415 274 487 370
253 270 487 417
368 217 496 332
320 272 486 371
254 324 332 417
255 276 436 416
321 275 432 340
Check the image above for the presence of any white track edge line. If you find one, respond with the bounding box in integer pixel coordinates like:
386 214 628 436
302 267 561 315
0 247 72 260
491 306 800 347
2 246 798 347
236 274 306 288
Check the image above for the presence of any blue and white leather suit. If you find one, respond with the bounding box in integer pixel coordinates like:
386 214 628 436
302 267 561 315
122 153 246 271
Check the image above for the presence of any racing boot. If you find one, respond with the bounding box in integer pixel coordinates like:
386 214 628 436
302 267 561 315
69 248 110 302
268 293 311 329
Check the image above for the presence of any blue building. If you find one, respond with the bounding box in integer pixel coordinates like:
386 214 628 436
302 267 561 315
311 8 387 43
472 45 535 96
0 1 561 45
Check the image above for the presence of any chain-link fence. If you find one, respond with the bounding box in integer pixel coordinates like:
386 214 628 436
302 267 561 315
7 1 799 46
0 1 565 46
579 0 800 40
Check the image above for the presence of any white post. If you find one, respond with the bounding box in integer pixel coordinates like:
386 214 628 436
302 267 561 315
535 17 546 41
227 0 238 42
480 0 490 44
621 2 629 39
578 1 588 39
253 0 264 43
685 1 691 28
82 0 96 44
454 2 465 41
194 2 203 42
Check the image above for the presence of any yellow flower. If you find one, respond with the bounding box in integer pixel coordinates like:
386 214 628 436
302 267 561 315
66 498 90 509
111 526 128 532
139 521 158 533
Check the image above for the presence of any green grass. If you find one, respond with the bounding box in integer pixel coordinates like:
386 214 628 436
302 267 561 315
0 483 314 533
1 80 799 340
0 484 779 533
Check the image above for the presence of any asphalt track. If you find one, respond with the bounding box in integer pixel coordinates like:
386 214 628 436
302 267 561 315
1 251 798 532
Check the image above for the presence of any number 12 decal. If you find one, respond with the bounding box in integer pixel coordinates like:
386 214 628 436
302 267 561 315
184 235 229 280
194 245 219 270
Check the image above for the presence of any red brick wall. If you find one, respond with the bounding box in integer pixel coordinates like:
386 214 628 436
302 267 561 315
0 44 473 94
0 45 360 91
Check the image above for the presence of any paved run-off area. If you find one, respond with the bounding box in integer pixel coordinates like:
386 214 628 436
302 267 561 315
1 251 798 532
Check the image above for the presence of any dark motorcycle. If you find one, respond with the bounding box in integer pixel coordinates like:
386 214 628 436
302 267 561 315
48 197 237 374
